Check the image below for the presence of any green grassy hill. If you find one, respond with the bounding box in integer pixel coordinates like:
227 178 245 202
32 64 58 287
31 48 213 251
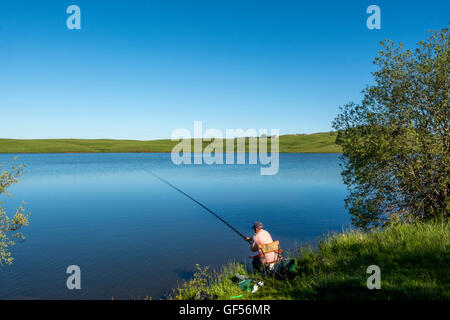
173 221 450 300
0 132 341 153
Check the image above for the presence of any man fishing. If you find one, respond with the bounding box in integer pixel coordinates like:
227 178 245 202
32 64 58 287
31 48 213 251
150 172 279 272
245 222 275 271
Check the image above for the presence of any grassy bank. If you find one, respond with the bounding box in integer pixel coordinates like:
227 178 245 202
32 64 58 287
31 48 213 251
0 132 341 153
173 221 449 300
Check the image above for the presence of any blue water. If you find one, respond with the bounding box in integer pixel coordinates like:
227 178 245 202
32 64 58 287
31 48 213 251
0 153 348 299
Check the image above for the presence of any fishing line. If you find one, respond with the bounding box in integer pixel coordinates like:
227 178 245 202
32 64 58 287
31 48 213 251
148 171 248 241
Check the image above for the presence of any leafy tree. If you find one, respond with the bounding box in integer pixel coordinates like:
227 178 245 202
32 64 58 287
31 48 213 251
333 25 449 229
0 159 30 265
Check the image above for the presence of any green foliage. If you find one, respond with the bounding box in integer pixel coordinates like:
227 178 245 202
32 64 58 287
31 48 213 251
0 158 30 266
333 25 450 228
172 262 250 300
174 221 450 300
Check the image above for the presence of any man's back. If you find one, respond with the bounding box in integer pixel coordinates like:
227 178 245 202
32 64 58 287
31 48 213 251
251 229 276 263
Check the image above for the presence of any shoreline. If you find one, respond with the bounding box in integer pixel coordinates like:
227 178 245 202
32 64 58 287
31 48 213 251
172 221 449 300
0 151 342 154
0 133 342 154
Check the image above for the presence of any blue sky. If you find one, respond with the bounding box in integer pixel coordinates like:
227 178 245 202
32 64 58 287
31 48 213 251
0 0 448 139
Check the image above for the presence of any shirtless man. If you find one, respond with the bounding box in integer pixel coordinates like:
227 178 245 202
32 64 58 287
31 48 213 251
245 221 275 271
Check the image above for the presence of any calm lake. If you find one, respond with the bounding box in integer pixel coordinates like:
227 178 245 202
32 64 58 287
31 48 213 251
0 153 348 299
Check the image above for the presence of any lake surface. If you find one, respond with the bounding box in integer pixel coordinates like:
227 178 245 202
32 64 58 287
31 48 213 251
0 153 348 299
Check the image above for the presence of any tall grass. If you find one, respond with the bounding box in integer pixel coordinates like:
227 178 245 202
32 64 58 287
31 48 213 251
173 221 449 300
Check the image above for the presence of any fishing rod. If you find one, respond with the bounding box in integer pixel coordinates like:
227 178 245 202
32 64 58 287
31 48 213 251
149 171 249 242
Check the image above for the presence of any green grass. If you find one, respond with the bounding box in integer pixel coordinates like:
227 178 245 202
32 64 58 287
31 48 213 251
172 221 450 300
0 132 341 153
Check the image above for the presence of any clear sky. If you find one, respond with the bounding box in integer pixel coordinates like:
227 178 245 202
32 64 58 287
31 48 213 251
0 0 448 140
